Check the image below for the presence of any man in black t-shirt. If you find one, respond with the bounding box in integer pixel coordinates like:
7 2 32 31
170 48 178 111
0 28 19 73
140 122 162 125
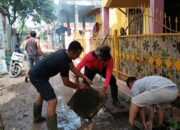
29 41 92 130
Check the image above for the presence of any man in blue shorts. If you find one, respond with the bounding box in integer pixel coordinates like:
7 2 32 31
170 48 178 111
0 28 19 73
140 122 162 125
29 41 92 130
126 76 178 130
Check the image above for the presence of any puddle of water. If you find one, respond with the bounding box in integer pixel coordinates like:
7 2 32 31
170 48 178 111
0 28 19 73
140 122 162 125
57 104 81 130
57 104 129 130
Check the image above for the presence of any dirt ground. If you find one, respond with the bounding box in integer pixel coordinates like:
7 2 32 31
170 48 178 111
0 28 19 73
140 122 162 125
0 71 36 130
1 60 180 130
0 62 131 130
0 66 79 130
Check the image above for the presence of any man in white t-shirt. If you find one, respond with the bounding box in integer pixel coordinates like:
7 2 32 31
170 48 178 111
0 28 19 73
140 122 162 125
126 76 178 130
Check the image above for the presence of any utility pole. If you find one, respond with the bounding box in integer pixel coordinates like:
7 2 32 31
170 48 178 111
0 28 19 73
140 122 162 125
74 4 79 31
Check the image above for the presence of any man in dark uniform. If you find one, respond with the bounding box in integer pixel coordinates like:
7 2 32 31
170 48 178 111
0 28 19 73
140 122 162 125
29 41 92 130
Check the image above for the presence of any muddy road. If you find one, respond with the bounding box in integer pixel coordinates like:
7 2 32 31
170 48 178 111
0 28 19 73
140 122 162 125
0 72 131 130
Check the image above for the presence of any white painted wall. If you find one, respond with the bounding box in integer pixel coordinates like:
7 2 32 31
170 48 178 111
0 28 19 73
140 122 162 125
0 13 11 51
0 13 4 49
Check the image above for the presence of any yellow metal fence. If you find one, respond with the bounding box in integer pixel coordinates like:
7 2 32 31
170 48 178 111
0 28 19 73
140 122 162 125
90 32 180 89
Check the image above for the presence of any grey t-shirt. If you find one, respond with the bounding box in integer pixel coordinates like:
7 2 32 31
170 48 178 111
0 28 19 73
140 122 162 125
131 76 176 97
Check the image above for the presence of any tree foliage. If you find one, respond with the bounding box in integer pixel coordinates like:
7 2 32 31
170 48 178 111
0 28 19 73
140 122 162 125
0 0 56 26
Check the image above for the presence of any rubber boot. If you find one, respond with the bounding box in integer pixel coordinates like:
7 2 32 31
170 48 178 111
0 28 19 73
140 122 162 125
46 114 58 130
33 103 46 123
127 123 134 130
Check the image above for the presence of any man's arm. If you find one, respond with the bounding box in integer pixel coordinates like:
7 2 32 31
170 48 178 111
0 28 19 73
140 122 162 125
25 40 28 51
70 63 92 85
62 77 85 90
36 39 43 55
74 54 88 83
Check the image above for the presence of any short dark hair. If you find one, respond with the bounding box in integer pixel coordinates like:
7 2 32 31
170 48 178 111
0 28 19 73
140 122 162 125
126 77 137 87
95 45 111 60
30 31 36 37
68 40 83 52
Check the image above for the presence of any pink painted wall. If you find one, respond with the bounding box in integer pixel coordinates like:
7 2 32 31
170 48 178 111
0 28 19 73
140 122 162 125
101 7 109 36
150 0 164 33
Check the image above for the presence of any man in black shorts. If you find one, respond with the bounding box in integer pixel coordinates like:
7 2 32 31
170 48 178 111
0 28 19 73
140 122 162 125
29 41 92 130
